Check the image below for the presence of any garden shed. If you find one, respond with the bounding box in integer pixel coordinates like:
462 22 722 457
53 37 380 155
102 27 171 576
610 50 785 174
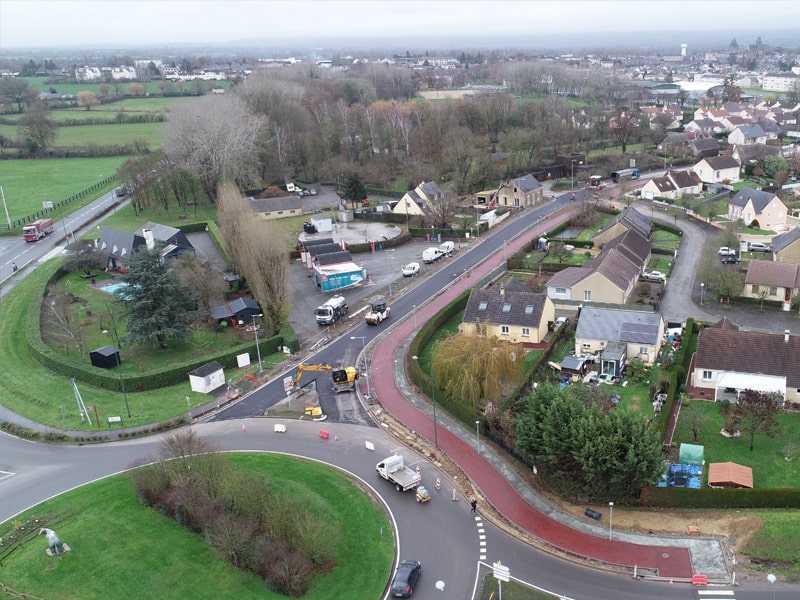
188 361 225 394
90 345 120 369
708 462 753 489
679 443 705 466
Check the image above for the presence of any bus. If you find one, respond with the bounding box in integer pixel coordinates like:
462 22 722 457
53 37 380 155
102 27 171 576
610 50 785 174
611 169 640 183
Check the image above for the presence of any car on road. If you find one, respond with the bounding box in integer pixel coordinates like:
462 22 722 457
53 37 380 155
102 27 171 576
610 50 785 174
721 256 741 264
401 262 420 277
641 270 667 283
390 560 421 597
748 242 771 253
718 247 737 257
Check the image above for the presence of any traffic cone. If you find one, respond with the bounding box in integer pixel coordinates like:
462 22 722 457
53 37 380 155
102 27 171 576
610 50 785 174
241 424 246 433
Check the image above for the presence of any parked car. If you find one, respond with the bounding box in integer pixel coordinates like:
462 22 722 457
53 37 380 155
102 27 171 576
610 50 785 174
748 242 771 253
401 262 420 277
718 247 737 257
721 256 741 264
308 188 317 195
390 560 421 597
642 270 667 283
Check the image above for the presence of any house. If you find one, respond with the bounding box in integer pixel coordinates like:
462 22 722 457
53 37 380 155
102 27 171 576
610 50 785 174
727 124 767 146
772 228 800 263
249 195 304 220
689 323 800 404
687 137 721 159
743 259 800 310
727 188 788 231
495 174 544 209
136 222 195 259
729 143 782 165
393 181 443 218
693 156 740 184
460 281 555 347
592 208 651 247
211 297 262 327
639 169 703 200
685 118 726 137
96 222 194 271
574 307 665 377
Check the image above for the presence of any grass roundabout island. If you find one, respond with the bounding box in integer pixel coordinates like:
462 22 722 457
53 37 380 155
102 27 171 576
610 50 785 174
0 446 394 599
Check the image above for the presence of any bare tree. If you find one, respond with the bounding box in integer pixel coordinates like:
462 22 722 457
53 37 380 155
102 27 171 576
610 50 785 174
216 182 290 333
172 252 226 325
163 94 264 202
0 77 38 113
609 111 640 153
735 389 782 452
18 100 57 151
428 184 460 229
41 285 86 358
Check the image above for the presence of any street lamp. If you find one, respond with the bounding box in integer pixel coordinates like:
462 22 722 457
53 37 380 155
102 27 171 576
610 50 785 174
571 159 582 189
351 336 370 398
658 142 668 172
700 282 705 305
476 420 481 452
105 320 130 418
406 200 411 233
608 501 614 540
413 304 418 330
412 355 438 448
767 573 776 600
251 313 263 372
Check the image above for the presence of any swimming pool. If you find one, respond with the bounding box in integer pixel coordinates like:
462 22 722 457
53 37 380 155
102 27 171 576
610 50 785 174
102 282 134 298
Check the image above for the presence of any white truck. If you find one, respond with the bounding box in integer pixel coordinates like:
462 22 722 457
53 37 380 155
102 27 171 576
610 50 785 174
315 295 348 325
376 455 421 492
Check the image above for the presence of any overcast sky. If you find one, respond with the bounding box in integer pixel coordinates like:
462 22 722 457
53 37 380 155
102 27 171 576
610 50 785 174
2 0 799 51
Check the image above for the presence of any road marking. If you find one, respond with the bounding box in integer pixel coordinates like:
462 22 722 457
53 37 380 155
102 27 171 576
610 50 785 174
0 470 16 481
697 591 735 597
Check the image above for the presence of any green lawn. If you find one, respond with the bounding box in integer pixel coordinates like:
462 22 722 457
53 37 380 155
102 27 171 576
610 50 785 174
52 121 164 148
651 229 681 251
21 77 230 98
0 453 393 600
648 257 674 274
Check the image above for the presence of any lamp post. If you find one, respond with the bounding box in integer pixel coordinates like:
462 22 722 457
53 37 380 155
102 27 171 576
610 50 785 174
406 200 411 232
700 282 705 305
351 336 369 398
608 501 614 540
658 143 668 172
105 318 130 418
571 159 583 189
413 304 417 330
251 313 263 372
767 573 776 600
476 420 481 452
412 355 437 448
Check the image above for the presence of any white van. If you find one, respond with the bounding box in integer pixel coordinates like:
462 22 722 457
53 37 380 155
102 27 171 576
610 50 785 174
438 241 455 256
422 248 443 264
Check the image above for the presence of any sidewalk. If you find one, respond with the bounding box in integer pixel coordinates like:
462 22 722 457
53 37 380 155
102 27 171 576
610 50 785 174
367 210 731 582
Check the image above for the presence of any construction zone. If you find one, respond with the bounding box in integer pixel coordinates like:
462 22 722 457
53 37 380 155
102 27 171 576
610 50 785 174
262 363 360 422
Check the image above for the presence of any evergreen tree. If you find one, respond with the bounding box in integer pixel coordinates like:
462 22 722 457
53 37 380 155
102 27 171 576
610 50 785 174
123 247 197 348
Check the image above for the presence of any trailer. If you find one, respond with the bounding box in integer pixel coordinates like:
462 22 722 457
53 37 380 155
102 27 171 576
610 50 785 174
611 168 640 183
22 218 54 242
315 295 348 325
376 455 421 492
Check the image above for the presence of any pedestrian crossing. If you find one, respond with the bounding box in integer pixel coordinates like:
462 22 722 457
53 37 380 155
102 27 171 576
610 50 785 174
474 515 487 560
697 590 735 598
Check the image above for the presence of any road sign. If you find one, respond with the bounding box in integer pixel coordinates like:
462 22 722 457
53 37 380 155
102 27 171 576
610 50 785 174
493 561 510 583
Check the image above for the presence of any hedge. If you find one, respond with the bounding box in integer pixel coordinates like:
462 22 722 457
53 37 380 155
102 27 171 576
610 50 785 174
641 486 800 509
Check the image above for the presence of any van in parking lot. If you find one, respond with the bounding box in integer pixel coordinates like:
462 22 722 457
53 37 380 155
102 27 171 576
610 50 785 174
438 241 455 256
422 248 443 264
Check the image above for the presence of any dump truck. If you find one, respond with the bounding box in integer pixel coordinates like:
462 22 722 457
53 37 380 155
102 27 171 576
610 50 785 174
292 363 360 394
376 455 421 492
22 218 54 242
365 295 391 325
315 295 348 325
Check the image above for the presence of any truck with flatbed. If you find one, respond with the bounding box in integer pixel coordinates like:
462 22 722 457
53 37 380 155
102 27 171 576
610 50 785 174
376 455 421 492
22 218 54 242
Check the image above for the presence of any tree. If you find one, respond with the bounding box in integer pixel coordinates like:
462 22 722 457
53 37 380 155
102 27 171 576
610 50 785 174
128 82 146 97
64 248 103 277
427 183 460 229
216 182 290 333
0 77 38 113
760 155 788 178
338 172 367 209
77 91 101 110
98 83 110 97
609 111 639 154
172 251 226 326
163 94 264 202
756 284 771 311
716 266 744 304
735 389 782 452
682 402 708 442
41 284 86 358
18 100 57 151
432 333 523 408
548 242 570 263
122 247 197 348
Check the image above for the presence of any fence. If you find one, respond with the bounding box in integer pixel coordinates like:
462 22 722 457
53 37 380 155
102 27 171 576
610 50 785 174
5 175 117 231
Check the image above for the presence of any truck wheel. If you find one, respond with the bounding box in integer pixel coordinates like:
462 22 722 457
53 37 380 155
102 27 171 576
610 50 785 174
396 484 401 492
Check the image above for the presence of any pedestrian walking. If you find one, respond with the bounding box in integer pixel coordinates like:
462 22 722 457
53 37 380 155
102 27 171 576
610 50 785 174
470 499 477 513
12 262 18 272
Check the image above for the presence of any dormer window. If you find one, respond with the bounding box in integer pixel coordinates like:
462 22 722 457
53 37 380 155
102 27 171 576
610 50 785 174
478 301 488 311
502 303 511 313
524 305 534 315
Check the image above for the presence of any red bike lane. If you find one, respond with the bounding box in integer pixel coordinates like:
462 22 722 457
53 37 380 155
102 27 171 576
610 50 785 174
368 210 695 579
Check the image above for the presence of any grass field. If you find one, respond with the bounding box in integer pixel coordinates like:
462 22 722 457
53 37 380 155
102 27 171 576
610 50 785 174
53 121 165 148
21 77 231 98
0 453 394 600
2 96 193 124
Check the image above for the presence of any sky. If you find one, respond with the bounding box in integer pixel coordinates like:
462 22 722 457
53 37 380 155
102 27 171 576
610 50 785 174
2 0 799 51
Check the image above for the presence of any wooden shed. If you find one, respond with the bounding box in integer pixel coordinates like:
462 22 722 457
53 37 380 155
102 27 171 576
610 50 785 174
708 462 753 489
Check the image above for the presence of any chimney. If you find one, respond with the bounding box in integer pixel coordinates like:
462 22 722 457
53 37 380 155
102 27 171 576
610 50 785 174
142 229 155 250
786 330 791 344
499 285 505 296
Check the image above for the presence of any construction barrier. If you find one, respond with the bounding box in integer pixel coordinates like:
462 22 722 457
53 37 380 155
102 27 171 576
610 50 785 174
319 430 329 440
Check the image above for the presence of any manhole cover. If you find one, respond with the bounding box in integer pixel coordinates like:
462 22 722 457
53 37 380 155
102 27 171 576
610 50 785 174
662 552 671 559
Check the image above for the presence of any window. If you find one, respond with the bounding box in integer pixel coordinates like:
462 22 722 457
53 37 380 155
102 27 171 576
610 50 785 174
555 287 567 295
524 305 534 315
581 342 592 349
640 347 648 355
751 284 758 294
770 287 777 296
584 290 591 301
702 370 712 381
478 301 488 311
502 303 512 313
500 325 509 334
521 327 530 337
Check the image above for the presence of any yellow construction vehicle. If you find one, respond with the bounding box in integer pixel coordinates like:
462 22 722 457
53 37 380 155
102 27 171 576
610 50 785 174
293 363 360 394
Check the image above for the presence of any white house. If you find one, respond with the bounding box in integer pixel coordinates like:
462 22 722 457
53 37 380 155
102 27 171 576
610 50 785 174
693 156 740 184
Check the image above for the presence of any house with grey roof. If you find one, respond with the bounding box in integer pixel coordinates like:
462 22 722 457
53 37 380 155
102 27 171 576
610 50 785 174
743 259 800 309
727 188 788 231
592 207 651 247
693 155 740 184
727 124 767 146
211 297 262 326
729 143 782 165
687 137 720 159
574 307 665 377
495 174 544 209
461 282 555 347
393 181 444 219
97 222 195 271
249 195 304 220
772 227 800 263
639 169 703 200
689 325 800 404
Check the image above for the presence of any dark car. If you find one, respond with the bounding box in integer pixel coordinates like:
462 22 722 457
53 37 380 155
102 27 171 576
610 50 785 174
721 256 740 264
390 560 421 597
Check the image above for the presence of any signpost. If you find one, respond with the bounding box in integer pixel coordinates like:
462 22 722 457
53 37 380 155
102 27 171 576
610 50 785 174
492 561 510 600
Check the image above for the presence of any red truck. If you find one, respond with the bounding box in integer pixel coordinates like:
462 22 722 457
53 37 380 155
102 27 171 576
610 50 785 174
22 218 54 242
